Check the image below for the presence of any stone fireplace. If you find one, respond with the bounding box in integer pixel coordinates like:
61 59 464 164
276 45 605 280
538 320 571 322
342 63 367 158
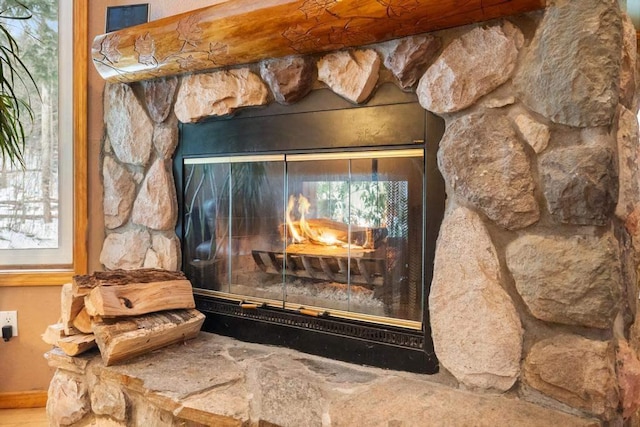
172 80 445 372
48 0 640 424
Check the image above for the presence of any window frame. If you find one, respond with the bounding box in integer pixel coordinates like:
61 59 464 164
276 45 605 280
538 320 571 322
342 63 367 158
0 0 87 286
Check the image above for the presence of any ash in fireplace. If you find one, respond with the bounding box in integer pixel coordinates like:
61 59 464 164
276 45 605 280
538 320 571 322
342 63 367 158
231 273 386 316
279 279 383 307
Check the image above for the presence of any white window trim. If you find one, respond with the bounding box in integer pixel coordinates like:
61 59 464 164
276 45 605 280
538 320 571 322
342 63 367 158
2 0 74 267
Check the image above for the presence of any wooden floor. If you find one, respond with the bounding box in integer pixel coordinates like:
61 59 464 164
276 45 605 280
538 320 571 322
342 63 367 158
0 408 48 427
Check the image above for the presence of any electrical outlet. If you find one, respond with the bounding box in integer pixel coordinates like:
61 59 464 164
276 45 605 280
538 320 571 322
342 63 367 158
0 311 18 337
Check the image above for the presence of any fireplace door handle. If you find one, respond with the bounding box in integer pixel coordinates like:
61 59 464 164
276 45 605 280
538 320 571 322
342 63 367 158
239 301 265 309
298 308 328 318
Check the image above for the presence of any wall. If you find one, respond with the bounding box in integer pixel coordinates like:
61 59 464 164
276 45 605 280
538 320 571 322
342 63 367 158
0 286 61 393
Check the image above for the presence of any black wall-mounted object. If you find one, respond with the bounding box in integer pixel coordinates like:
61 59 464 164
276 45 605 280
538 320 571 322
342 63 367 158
106 4 149 33
2 325 12 342
174 83 446 374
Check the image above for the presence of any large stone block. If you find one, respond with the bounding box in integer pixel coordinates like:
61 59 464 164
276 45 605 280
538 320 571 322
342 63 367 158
260 55 315 104
317 49 380 104
615 106 640 222
104 83 153 166
619 13 637 109
378 34 441 89
174 68 268 122
90 382 127 421
617 340 640 419
47 370 90 426
103 156 136 230
514 0 622 126
430 206 522 391
140 76 178 124
131 159 177 231
506 232 622 329
524 335 619 420
437 111 539 230
256 361 324 426
143 233 180 271
152 115 178 160
417 21 522 114
99 229 151 270
331 376 598 427
539 135 617 226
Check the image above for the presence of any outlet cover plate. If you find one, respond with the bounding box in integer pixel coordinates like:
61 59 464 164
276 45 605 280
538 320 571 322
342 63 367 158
0 311 18 337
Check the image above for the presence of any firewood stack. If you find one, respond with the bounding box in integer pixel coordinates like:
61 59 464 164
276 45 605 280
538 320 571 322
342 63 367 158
42 269 205 366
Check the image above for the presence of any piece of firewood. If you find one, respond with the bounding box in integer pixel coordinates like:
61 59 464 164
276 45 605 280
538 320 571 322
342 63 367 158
57 333 96 357
92 309 204 366
42 323 66 346
71 274 94 296
61 283 85 335
73 269 186 294
93 269 185 286
84 279 195 318
72 307 93 334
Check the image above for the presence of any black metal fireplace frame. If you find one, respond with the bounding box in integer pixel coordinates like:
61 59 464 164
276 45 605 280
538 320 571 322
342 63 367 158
173 83 445 373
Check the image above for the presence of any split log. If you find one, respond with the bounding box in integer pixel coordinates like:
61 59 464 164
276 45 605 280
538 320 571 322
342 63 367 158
61 283 85 335
73 269 186 296
84 279 195 318
72 307 93 334
71 274 93 296
42 323 66 346
57 334 97 357
92 309 205 366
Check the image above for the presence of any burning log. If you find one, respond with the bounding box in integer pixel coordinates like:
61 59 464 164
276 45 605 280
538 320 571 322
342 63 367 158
285 195 387 249
285 218 387 249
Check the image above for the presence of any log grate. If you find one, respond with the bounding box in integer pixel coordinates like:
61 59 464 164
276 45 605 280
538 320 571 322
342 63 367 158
252 249 386 287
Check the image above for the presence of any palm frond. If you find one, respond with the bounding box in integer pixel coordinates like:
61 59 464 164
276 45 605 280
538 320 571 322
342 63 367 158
0 1 36 168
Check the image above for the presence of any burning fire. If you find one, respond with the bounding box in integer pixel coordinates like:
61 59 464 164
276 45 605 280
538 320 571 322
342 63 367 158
286 194 346 247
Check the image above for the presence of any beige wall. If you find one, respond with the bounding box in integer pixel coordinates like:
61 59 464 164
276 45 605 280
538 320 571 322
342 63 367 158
0 286 61 393
0 0 223 396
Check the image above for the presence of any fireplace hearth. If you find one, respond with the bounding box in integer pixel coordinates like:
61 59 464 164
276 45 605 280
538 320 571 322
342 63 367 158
174 84 445 372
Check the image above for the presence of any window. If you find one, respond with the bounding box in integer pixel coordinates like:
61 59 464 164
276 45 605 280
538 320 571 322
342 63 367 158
0 0 87 284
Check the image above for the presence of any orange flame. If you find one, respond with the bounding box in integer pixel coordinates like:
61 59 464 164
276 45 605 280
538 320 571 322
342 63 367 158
286 194 345 247
286 195 304 243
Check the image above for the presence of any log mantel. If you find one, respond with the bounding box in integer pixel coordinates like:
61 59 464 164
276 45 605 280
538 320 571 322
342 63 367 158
92 0 546 83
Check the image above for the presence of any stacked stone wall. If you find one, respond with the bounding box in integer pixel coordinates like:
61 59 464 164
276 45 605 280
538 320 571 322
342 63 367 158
95 0 640 423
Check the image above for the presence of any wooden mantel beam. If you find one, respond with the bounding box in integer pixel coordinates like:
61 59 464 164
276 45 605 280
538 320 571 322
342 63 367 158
92 0 546 83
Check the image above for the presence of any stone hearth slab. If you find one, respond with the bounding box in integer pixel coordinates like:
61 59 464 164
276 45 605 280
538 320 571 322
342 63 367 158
47 332 600 426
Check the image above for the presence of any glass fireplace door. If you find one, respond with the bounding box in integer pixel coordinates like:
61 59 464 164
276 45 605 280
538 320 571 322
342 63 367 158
284 150 424 323
183 155 286 302
183 149 425 326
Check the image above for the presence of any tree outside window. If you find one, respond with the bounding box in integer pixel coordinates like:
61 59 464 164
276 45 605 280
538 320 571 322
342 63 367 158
0 0 74 267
